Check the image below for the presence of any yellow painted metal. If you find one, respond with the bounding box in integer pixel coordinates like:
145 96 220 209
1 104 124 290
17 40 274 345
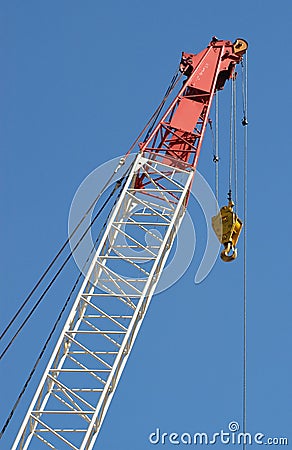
212 201 243 262
233 38 248 55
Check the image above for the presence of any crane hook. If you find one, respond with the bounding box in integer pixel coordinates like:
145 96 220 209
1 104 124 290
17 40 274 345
212 201 243 263
220 241 238 262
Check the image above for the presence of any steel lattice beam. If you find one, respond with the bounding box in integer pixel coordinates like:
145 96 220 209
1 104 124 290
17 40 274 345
13 153 194 449
12 38 247 449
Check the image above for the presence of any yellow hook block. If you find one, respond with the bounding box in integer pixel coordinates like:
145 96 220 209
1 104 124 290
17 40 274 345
212 201 243 262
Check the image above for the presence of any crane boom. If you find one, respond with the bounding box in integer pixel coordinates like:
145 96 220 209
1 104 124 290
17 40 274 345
13 37 247 450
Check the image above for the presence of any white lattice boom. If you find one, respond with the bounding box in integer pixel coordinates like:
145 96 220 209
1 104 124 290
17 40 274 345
13 152 194 449
13 37 247 449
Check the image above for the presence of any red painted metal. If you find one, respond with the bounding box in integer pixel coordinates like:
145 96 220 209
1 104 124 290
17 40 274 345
134 38 247 193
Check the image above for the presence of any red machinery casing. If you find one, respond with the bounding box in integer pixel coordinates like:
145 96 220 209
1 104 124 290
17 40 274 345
134 38 247 191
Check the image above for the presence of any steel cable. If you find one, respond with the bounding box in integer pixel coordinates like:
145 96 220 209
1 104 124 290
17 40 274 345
0 166 132 361
242 52 248 450
229 74 234 201
0 165 124 343
233 75 238 212
0 67 182 344
0 174 129 439
144 69 181 141
215 92 219 202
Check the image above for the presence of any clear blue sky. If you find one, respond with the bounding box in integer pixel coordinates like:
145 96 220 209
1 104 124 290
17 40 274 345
1 1 291 448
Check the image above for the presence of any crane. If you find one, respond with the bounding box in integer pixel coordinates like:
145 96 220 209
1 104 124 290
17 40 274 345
12 37 248 449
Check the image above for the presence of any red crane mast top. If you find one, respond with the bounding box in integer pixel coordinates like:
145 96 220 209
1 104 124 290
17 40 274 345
134 37 248 193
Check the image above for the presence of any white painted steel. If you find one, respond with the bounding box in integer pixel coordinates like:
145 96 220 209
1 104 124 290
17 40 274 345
13 152 194 449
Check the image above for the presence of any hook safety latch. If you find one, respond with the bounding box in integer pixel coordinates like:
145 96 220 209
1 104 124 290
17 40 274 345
212 201 243 262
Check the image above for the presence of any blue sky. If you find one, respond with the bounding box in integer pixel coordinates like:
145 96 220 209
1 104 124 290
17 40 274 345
1 1 291 449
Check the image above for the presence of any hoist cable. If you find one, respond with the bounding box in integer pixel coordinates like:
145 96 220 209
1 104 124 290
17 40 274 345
229 75 234 201
242 52 248 450
233 75 238 212
241 56 248 125
0 67 182 344
209 97 219 202
0 166 132 362
0 174 129 439
243 118 248 450
215 92 219 202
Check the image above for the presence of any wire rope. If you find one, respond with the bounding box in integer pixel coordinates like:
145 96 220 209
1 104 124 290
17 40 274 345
0 165 123 343
215 92 219 202
0 165 133 361
0 174 129 439
209 95 220 203
144 69 181 141
242 52 248 450
228 74 234 201
0 67 182 343
233 75 238 212
127 67 183 155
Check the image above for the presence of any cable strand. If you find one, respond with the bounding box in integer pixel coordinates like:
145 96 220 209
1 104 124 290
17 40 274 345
215 92 219 202
233 75 238 212
242 52 248 450
0 168 131 361
0 174 129 439
0 68 182 343
144 69 182 141
0 162 125 343
229 74 234 201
